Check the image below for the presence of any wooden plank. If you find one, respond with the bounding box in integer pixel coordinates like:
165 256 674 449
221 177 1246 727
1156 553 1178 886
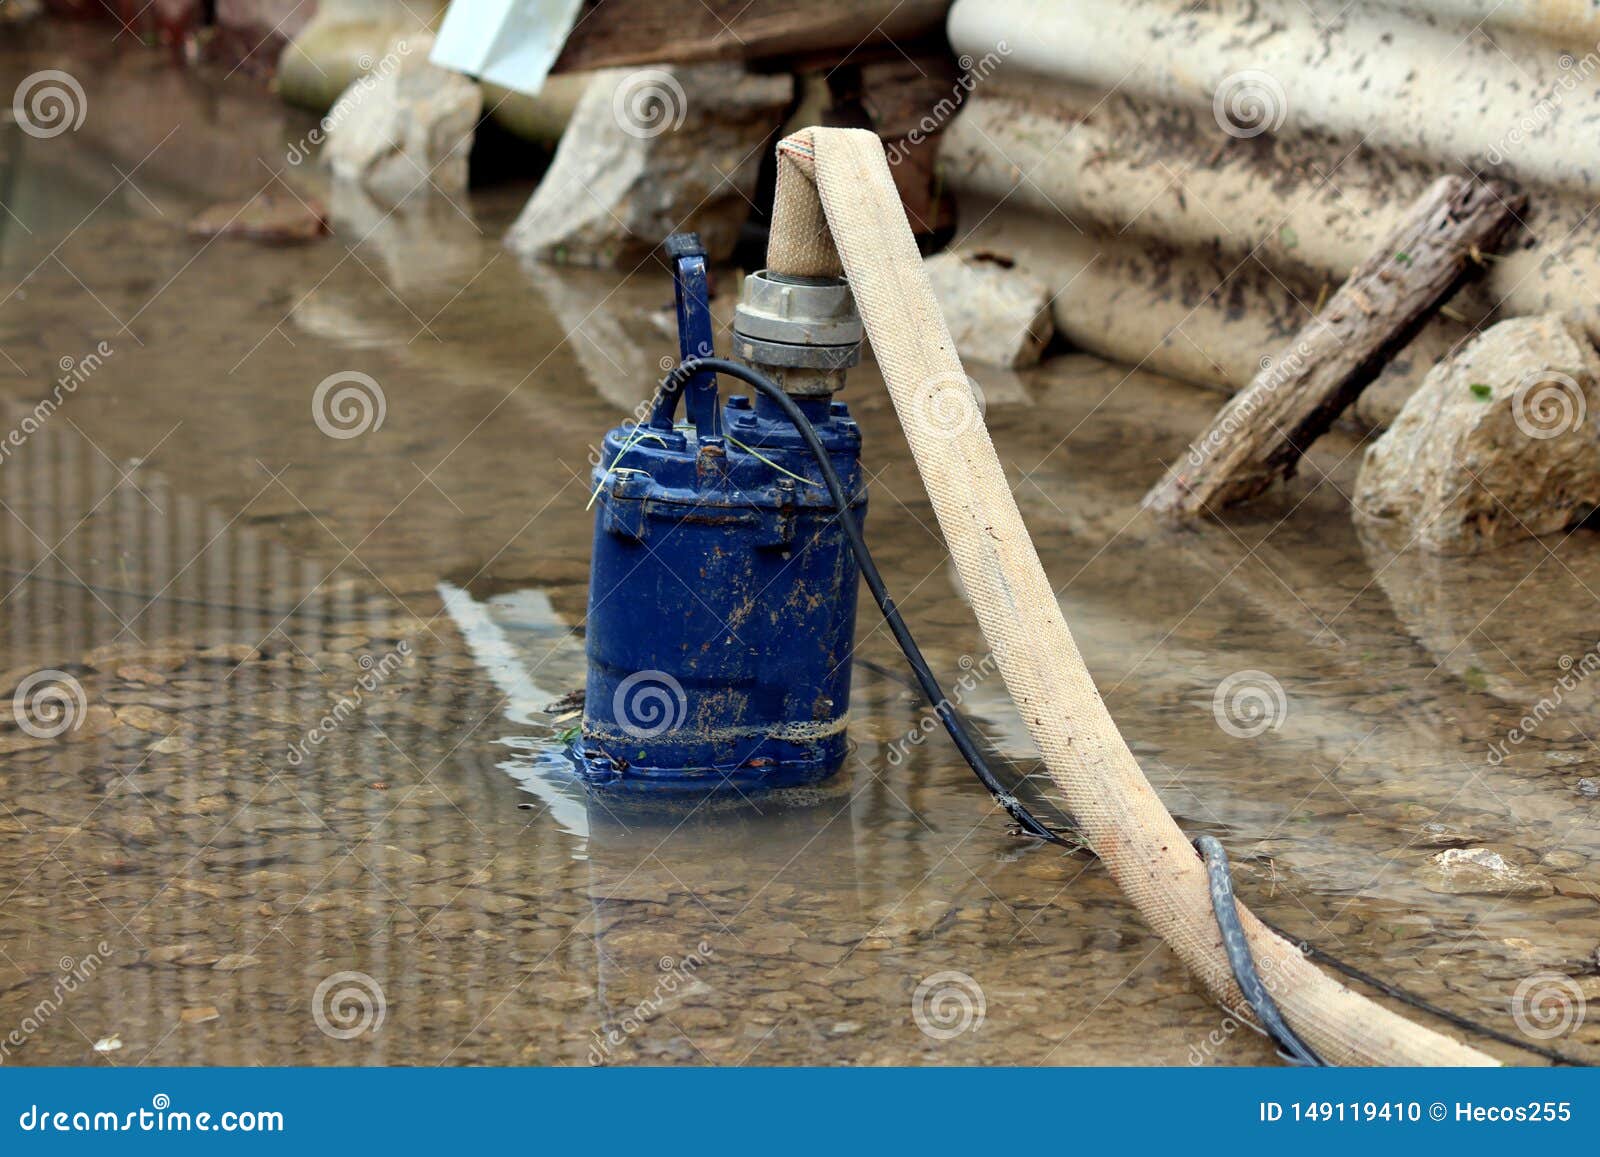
551 0 950 72
1142 175 1524 522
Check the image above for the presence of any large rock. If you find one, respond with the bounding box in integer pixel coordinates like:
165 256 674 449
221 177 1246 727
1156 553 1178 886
322 32 482 205
924 251 1054 368
506 65 791 268
1355 314 1600 554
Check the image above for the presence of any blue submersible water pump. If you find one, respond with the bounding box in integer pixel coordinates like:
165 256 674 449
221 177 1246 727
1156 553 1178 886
565 225 1354 1064
575 233 867 792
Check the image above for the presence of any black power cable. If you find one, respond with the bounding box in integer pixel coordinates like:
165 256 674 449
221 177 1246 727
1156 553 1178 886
1258 917 1583 1067
663 357 1067 846
662 357 1315 1059
661 356 1589 1070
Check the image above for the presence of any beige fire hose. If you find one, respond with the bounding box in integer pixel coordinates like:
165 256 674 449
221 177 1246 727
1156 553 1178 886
766 126 1495 1066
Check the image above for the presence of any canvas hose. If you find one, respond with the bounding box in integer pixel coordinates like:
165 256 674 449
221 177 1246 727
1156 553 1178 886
764 126 1495 1067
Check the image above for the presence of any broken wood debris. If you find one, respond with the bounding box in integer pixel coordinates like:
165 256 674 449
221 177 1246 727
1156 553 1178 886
1142 175 1524 522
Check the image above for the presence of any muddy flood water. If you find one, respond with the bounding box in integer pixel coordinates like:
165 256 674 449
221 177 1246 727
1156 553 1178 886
0 28 1596 1068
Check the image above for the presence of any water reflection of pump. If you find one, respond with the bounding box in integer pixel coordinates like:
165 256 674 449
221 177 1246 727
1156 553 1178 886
575 233 867 793
577 787 864 1065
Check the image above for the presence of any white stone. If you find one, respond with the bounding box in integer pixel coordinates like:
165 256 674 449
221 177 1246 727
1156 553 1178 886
1355 314 1600 554
1426 847 1552 898
505 65 791 268
322 32 482 204
924 251 1055 368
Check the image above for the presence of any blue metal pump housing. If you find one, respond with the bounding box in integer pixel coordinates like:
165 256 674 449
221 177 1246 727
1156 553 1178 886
576 234 866 792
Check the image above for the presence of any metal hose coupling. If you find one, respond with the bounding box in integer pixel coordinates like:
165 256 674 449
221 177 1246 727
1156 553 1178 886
732 269 863 397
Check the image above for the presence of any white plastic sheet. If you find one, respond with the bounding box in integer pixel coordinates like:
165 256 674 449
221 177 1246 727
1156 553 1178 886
430 0 585 96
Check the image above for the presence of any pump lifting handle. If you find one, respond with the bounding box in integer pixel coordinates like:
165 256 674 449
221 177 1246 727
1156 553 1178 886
650 232 722 440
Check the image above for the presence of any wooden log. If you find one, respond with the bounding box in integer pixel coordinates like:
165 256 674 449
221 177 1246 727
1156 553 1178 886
1142 175 1525 521
551 0 951 72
